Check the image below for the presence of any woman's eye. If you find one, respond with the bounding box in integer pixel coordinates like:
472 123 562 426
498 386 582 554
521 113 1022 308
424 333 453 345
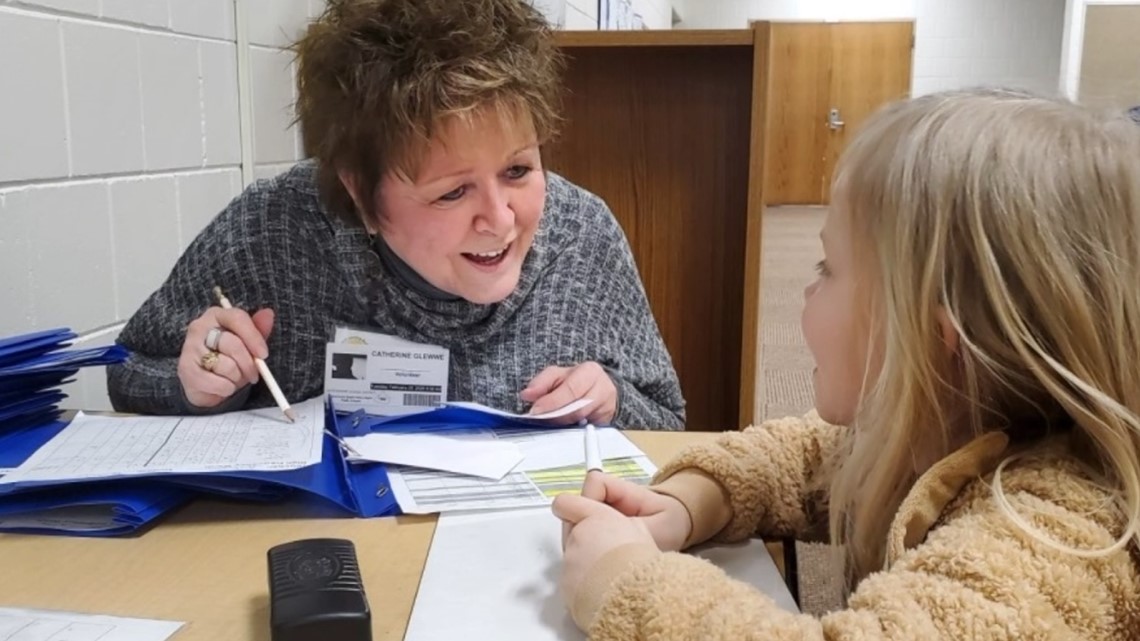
505 165 532 180
438 186 466 202
814 260 830 277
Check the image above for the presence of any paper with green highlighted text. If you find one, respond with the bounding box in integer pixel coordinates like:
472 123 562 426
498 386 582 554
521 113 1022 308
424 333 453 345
386 427 655 514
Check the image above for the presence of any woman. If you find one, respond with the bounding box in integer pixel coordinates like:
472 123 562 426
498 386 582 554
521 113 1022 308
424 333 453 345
107 0 685 430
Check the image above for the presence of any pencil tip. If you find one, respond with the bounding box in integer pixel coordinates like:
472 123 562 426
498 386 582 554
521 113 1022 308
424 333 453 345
284 408 296 423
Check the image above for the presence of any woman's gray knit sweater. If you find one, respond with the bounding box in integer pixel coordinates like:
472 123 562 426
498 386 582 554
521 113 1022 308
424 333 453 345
107 162 685 429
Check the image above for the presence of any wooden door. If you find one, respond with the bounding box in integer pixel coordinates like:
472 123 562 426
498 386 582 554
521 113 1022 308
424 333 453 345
822 22 914 202
1079 5 1140 111
764 23 832 205
764 21 913 205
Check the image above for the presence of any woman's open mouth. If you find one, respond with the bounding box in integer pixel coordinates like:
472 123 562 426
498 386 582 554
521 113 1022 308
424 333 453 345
462 243 511 268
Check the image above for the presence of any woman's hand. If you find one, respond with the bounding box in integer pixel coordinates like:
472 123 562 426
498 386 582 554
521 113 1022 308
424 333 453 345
521 361 618 424
177 307 275 409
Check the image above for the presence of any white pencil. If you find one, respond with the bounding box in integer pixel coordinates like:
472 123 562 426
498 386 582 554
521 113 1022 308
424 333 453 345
213 286 295 423
583 421 602 473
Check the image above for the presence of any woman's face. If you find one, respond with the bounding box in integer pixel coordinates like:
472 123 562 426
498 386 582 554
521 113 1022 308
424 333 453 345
372 109 546 304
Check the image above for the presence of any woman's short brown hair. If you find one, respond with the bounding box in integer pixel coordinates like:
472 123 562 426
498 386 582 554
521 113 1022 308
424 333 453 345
293 0 565 224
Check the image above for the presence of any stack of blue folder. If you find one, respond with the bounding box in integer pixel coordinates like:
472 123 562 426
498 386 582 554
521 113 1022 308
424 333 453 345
0 329 127 432
0 328 188 536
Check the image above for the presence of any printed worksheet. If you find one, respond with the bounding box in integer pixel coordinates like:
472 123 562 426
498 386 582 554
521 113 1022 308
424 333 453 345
0 607 182 641
0 397 325 485
387 427 656 513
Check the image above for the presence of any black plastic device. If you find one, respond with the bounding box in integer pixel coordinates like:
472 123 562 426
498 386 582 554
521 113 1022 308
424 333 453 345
267 538 371 641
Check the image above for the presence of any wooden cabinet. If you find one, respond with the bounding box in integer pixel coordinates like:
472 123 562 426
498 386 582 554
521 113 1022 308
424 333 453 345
548 29 771 430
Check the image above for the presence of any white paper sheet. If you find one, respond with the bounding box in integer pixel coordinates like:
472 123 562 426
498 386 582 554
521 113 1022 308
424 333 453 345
387 428 656 514
404 507 798 641
0 397 325 485
0 607 183 641
446 399 593 422
500 428 645 471
344 430 524 480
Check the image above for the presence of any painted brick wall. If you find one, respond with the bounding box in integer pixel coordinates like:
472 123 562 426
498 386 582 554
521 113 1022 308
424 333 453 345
0 0 317 409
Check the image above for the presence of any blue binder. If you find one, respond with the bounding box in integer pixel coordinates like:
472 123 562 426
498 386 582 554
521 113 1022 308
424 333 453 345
149 401 400 518
0 400 401 535
0 480 193 537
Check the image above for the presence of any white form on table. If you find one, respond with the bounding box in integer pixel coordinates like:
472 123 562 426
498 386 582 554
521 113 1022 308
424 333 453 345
404 507 799 641
0 607 182 641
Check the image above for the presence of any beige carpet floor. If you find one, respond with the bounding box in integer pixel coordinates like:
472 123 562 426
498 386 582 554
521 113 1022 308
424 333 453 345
757 206 847 615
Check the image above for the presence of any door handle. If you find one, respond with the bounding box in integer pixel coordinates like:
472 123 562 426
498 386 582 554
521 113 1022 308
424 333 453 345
827 108 845 130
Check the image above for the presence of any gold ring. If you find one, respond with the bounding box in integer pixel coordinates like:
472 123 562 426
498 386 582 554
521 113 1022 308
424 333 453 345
199 350 220 372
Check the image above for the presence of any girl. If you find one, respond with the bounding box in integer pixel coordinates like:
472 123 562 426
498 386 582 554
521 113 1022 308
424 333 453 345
555 89 1140 639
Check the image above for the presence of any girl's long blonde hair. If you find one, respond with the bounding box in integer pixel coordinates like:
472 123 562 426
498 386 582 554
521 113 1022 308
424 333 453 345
827 88 1140 580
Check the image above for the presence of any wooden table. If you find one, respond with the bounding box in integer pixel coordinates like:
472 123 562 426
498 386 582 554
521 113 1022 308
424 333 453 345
0 431 763 640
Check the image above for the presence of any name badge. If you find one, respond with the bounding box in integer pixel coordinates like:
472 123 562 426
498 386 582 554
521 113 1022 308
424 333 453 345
325 327 450 416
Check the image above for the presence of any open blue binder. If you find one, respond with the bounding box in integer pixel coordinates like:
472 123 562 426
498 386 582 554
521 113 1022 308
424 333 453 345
0 399 569 536
0 402 395 532
0 326 587 536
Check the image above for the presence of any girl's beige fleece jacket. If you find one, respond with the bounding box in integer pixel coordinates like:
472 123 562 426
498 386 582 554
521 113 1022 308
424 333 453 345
571 413 1140 639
